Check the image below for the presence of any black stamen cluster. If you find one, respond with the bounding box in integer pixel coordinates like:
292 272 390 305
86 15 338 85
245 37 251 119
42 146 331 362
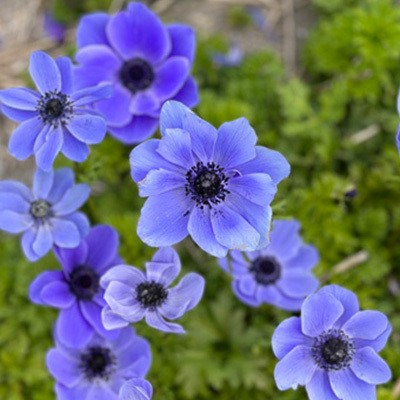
29 199 52 221
79 346 116 382
185 161 230 209
119 58 154 94
69 266 100 301
250 256 281 285
136 281 168 310
36 90 73 127
312 329 355 371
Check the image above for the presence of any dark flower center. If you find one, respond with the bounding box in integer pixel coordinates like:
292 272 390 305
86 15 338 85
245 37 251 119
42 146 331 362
136 281 168 310
80 346 116 382
185 161 230 209
119 58 154 94
250 256 281 285
312 329 355 371
37 90 73 127
69 266 100 301
29 199 52 221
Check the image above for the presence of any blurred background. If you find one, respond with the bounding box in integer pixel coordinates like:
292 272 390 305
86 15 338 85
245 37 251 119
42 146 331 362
0 0 400 399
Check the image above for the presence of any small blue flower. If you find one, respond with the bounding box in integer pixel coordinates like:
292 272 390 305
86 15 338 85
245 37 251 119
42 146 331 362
30 225 123 348
46 326 151 400
0 167 89 261
100 247 205 334
119 378 153 400
212 42 244 67
74 2 198 144
219 219 319 310
43 11 66 44
272 285 392 400
130 100 290 257
0 50 110 170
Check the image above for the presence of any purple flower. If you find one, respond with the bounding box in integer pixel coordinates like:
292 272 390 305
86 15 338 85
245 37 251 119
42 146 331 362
119 378 153 400
219 219 319 310
0 50 110 170
74 2 198 144
0 168 89 262
47 327 151 400
100 247 205 334
29 225 123 348
43 11 66 44
130 101 290 257
272 285 392 400
212 42 244 67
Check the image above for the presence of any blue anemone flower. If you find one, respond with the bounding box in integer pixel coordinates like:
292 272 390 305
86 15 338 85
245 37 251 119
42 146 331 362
130 101 290 257
74 2 198 144
219 219 319 310
30 225 123 348
119 378 153 400
0 167 89 261
0 50 110 170
47 327 151 400
100 247 205 334
272 285 392 400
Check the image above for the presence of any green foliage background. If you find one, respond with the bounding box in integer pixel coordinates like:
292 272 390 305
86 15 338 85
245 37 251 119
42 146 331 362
0 0 399 399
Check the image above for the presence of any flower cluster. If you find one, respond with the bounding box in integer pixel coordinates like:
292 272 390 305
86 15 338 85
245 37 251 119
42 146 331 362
0 1 394 400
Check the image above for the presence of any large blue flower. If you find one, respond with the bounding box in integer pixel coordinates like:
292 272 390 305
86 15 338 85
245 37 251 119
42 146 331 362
219 219 319 310
272 285 392 400
74 2 198 144
47 327 151 400
100 247 205 334
119 378 153 400
29 225 123 348
0 50 110 171
130 101 290 257
0 167 89 261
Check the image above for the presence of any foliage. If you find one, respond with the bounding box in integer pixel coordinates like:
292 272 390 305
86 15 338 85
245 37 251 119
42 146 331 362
1 0 400 399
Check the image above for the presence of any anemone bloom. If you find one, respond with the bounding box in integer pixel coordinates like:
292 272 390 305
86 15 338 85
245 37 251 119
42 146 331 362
272 285 392 400
119 378 153 400
0 50 110 170
100 247 205 334
47 327 151 400
0 168 89 261
219 219 319 310
30 225 123 348
130 101 290 257
74 2 198 143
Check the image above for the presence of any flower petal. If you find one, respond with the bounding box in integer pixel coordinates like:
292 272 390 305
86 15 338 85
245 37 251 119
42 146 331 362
306 369 338 400
0 88 39 110
119 378 153 400
67 114 106 144
0 210 31 233
47 168 74 203
107 3 170 63
53 184 90 216
278 272 319 298
21 229 39 261
213 117 257 169
146 247 181 283
56 303 94 348
55 241 88 274
172 77 199 108
351 347 391 384
160 272 205 319
85 225 119 272
138 169 185 197
51 218 81 248
73 83 112 107
188 206 227 257
153 57 190 101
0 180 31 200
46 349 81 388
29 270 65 304
285 244 320 271
100 265 145 289
110 114 159 144
1 104 36 122
63 212 90 239
330 368 375 400
76 13 109 48
129 91 159 115
145 310 185 334
342 310 389 340
29 50 61 94
33 168 54 198
238 146 291 185
8 117 44 160
101 306 130 330
355 323 392 352
272 316 311 359
35 125 63 171
0 192 29 213
232 279 260 307
301 292 344 337
32 224 53 257
211 205 261 252
61 132 90 162
137 189 190 247
40 280 75 309
274 345 317 390
55 56 73 94
167 24 196 62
